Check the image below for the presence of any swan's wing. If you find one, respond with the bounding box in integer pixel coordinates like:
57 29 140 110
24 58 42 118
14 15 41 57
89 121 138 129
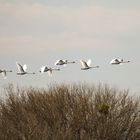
109 59 113 64
87 59 92 66
115 59 120 63
40 66 46 73
44 66 49 72
110 59 119 64
47 70 52 76
55 60 64 65
16 62 25 73
55 60 60 65
80 60 89 68
23 64 27 72
2 71 7 79
41 66 49 73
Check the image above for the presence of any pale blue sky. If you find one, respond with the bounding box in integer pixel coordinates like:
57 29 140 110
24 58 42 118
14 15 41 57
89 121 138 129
0 0 140 94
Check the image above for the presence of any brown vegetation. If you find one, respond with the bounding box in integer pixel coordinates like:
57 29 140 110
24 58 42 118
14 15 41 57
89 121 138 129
0 83 140 140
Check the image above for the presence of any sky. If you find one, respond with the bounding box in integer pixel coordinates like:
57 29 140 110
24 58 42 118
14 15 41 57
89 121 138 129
0 0 140 94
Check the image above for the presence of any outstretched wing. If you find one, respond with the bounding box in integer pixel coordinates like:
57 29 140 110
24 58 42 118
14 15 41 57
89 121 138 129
110 59 119 64
115 59 120 63
16 62 25 73
23 64 27 72
47 69 52 76
55 59 64 65
80 60 89 68
40 66 46 73
55 60 60 65
40 66 49 73
87 59 92 66
2 71 7 79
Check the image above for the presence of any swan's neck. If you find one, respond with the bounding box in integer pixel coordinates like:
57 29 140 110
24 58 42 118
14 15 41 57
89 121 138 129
0 70 12 73
5 70 12 72
17 72 26 75
67 61 75 64
27 72 36 74
91 66 99 68
81 67 89 70
52 68 60 71
121 61 130 63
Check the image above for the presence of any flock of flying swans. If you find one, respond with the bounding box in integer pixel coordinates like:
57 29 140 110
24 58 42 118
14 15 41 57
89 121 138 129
0 58 130 79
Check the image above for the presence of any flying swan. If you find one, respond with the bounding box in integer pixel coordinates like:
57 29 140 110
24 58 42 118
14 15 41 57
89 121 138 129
16 62 36 75
40 66 60 76
80 59 99 70
55 59 75 66
0 69 12 79
110 59 130 65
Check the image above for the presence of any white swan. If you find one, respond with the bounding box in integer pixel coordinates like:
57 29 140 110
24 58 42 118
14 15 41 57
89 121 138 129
110 59 130 65
55 59 75 66
40 66 60 76
16 62 35 75
0 69 12 79
80 59 99 70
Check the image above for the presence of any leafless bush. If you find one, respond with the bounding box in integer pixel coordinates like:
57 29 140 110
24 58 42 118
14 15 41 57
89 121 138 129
0 83 140 140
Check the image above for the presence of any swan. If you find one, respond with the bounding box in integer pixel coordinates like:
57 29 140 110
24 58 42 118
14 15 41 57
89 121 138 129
80 59 99 70
16 62 35 75
0 69 12 79
55 59 75 66
40 66 60 76
110 59 130 65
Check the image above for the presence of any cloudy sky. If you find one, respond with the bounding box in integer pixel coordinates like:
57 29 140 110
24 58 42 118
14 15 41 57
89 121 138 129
0 0 140 94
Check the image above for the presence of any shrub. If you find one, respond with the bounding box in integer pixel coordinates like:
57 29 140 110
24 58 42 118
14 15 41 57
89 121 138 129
0 83 140 140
